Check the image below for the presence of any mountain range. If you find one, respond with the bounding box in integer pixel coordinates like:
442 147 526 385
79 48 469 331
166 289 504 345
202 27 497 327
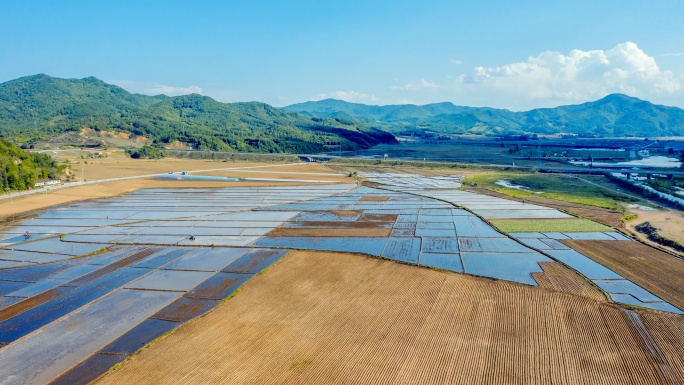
2 74 684 155
284 95 684 137
0 74 396 152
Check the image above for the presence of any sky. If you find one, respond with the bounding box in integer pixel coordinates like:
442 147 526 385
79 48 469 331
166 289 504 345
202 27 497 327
2 0 684 110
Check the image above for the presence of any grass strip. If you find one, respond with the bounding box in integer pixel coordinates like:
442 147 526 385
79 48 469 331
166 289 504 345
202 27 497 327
491 218 611 233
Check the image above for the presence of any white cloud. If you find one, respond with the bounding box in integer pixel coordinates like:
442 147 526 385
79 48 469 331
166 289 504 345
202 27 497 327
420 78 438 89
460 42 681 108
312 90 377 103
391 78 439 91
450 59 462 65
659 52 684 57
107 80 202 97
146 84 202 96
391 83 416 91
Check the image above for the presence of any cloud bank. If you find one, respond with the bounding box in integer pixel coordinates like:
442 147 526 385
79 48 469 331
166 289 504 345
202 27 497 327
146 84 203 96
108 80 203 97
312 90 377 103
466 42 679 105
391 42 683 109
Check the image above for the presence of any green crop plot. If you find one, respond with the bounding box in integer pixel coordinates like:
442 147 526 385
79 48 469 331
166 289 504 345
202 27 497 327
463 172 637 210
490 218 611 233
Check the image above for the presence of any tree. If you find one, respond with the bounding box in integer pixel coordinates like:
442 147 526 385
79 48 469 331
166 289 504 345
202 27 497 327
0 139 60 191
127 145 166 159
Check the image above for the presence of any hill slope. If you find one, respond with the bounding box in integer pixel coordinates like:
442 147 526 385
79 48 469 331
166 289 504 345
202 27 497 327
284 95 684 137
0 139 62 191
0 75 396 152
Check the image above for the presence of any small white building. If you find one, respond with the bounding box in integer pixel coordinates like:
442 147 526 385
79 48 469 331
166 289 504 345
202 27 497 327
34 179 61 188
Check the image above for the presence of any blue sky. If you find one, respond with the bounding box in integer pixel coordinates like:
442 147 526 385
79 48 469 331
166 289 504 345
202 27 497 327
2 0 684 109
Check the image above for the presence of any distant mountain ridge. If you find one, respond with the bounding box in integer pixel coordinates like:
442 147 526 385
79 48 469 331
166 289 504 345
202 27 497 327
284 95 684 137
0 74 396 152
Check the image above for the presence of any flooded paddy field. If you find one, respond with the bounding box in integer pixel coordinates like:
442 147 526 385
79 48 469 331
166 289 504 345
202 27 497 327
1 174 682 384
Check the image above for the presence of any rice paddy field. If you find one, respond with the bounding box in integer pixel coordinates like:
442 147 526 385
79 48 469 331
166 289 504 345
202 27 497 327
0 167 682 384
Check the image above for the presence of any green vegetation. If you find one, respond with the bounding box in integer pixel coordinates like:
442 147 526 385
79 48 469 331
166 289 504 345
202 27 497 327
462 173 634 210
285 94 684 137
645 178 684 197
0 139 62 191
127 145 166 159
0 74 397 153
606 174 684 211
490 219 611 233
621 213 638 222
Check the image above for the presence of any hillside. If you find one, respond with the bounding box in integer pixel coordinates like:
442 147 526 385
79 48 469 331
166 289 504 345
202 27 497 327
0 139 62 191
0 75 396 153
284 95 684 137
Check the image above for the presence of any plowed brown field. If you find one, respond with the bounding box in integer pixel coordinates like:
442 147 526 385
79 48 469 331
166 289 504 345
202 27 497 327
562 240 684 311
358 195 390 201
266 228 391 237
532 261 606 302
96 251 679 385
639 311 684 378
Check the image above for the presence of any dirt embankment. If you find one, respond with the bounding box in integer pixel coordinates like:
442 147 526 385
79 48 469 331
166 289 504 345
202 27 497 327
97 251 678 385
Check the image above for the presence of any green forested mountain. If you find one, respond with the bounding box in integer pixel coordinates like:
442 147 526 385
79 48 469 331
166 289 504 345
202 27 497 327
0 74 396 152
284 95 684 137
0 139 61 191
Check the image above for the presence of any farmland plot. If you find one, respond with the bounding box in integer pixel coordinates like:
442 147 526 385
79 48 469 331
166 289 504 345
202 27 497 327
96 251 680 385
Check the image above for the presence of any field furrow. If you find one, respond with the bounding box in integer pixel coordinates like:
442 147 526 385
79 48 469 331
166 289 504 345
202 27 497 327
96 251 680 385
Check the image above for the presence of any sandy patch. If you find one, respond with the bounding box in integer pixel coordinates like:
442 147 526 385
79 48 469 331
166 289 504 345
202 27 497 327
626 208 684 247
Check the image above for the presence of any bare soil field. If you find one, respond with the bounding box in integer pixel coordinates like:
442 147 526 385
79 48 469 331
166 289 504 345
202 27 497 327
563 240 684 312
532 261 607 302
97 250 677 385
66 152 346 181
266 228 391 237
626 208 684 246
358 195 390 201
466 187 625 228
193 170 347 182
64 152 263 180
639 311 684 377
